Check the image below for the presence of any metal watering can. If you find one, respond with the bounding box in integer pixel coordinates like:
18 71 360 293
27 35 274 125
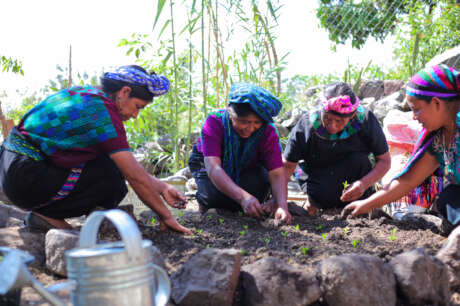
0 209 171 306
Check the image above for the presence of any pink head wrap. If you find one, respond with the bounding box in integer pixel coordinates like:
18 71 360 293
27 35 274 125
322 95 360 114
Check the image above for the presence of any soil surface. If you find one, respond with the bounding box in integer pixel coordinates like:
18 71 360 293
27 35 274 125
19 200 460 305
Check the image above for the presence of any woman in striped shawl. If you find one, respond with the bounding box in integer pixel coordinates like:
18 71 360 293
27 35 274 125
343 65 460 229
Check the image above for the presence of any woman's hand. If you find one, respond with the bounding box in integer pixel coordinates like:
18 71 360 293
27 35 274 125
160 183 187 209
241 196 264 219
275 207 292 225
341 199 373 218
160 215 192 235
340 180 366 202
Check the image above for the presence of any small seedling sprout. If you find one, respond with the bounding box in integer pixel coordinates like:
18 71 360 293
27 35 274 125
243 225 248 230
295 224 300 232
240 249 246 256
264 236 270 246
219 218 224 224
178 211 183 217
207 214 213 220
342 180 350 190
196 229 203 235
151 218 157 226
240 230 246 236
179 221 185 226
321 233 327 241
205 244 210 249
316 224 323 230
352 239 360 248
344 227 349 235
390 228 397 241
301 247 310 255
281 231 288 237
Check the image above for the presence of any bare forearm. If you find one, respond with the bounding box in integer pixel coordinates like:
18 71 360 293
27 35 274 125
360 155 391 189
269 169 287 209
361 178 415 210
208 166 250 204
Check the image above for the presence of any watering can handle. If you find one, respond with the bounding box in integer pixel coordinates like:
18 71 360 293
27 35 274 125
79 209 144 262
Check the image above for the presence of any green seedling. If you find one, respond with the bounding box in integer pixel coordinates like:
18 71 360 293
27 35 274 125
243 225 249 230
150 218 157 226
240 249 246 256
342 180 350 190
205 244 210 249
281 231 288 237
321 233 327 241
295 224 300 232
316 224 323 230
218 218 224 224
352 239 360 248
390 228 397 241
207 214 212 220
196 229 203 235
264 236 271 246
344 227 350 235
179 221 185 226
240 230 246 236
301 246 310 255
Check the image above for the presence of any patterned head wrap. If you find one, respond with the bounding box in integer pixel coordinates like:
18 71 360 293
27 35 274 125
228 83 282 122
322 95 360 115
406 64 460 100
103 66 170 97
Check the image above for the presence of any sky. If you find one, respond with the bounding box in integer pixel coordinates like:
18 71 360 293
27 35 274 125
0 0 394 111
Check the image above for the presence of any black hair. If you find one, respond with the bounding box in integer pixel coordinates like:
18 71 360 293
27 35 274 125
228 103 262 120
323 82 358 118
100 65 155 101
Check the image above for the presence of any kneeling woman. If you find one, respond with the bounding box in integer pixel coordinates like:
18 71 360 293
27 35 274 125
283 82 391 215
0 65 190 234
344 65 460 229
188 83 291 224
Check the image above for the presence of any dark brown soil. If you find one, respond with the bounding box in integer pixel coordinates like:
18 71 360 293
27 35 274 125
21 200 460 305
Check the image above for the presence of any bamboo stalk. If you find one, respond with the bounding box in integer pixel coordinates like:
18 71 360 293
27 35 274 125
169 0 180 172
201 0 207 117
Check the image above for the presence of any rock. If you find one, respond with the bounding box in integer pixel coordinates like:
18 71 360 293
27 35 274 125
318 254 396 306
0 203 27 220
45 229 80 276
171 248 241 306
274 124 289 138
384 80 405 97
426 45 460 70
0 227 46 268
373 92 407 123
390 248 449 306
281 108 305 129
241 257 320 306
360 97 376 111
437 227 460 290
175 167 193 180
358 80 385 101
185 178 197 192
401 213 453 236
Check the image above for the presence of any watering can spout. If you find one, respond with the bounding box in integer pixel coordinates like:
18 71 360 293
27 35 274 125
0 247 68 306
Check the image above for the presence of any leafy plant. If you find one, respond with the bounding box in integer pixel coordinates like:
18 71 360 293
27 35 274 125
321 233 327 241
295 224 300 232
281 231 288 237
342 180 350 191
390 228 397 241
178 210 183 217
301 247 310 255
239 230 246 236
344 227 350 235
352 239 360 248
264 236 271 246
316 224 323 230
205 244 210 249
240 249 246 256
243 225 248 230
196 229 203 235
207 214 213 220
218 218 224 224
151 218 157 226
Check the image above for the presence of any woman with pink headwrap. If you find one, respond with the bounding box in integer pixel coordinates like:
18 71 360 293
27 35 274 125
283 82 391 215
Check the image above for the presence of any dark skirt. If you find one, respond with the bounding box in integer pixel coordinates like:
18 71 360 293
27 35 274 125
297 151 375 209
0 146 127 219
188 145 270 211
436 184 460 227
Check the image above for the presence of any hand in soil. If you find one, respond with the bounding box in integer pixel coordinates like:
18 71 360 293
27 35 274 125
340 180 365 202
342 199 372 218
160 216 192 235
304 200 318 216
275 207 292 225
241 196 264 219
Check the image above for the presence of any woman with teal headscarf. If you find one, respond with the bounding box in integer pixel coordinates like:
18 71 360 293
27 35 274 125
343 65 460 230
189 83 291 224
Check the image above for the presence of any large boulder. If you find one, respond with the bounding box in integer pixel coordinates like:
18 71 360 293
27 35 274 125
241 257 320 306
358 80 385 101
390 248 450 306
384 80 405 97
171 248 241 306
437 226 460 290
45 229 80 276
426 45 460 70
318 254 396 306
